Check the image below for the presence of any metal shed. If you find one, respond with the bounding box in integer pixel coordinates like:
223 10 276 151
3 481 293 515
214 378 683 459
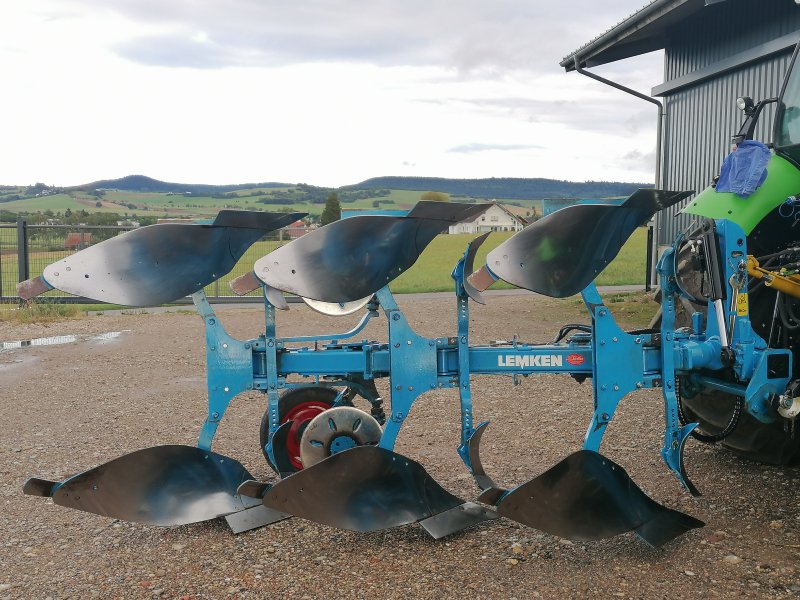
561 0 800 251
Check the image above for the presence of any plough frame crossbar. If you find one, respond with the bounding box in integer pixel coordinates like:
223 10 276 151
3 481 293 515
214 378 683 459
196 285 649 454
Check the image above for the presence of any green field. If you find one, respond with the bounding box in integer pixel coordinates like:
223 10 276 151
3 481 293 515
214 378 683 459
0 187 539 221
0 227 648 303
390 227 647 294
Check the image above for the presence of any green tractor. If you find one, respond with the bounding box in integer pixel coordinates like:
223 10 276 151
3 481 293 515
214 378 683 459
674 42 800 464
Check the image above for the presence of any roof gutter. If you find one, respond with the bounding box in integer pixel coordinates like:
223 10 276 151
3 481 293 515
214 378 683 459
561 0 679 70
573 56 663 189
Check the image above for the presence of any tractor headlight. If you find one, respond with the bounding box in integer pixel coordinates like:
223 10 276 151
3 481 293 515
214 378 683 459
736 96 754 113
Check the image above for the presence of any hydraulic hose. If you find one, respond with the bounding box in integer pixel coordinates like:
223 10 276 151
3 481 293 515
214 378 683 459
673 231 709 305
778 292 800 330
676 377 744 443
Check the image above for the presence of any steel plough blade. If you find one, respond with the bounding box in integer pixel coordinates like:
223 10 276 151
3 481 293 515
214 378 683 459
465 422 508 504
417 501 499 539
23 445 269 526
495 450 704 547
262 446 466 532
252 201 489 303
18 210 304 306
460 232 491 305
485 189 693 298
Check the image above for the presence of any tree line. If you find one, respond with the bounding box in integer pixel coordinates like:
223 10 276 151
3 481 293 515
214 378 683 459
258 184 391 206
0 208 158 226
346 176 649 200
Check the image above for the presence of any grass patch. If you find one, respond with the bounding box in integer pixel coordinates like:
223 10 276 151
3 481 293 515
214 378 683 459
389 227 649 295
594 228 649 286
569 291 658 329
0 301 84 324
391 232 517 294
605 291 659 326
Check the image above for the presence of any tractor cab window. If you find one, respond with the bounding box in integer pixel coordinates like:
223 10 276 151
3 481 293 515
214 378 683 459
774 44 800 165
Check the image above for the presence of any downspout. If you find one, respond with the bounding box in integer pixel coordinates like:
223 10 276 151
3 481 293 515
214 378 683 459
573 56 664 288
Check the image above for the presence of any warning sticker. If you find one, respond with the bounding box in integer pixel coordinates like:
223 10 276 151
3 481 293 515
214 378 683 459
736 293 749 316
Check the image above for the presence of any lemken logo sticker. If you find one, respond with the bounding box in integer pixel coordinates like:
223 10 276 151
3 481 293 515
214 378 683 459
497 354 564 367
566 353 585 366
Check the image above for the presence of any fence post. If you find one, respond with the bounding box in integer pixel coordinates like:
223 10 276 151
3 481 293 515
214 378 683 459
645 224 654 292
17 218 29 283
0 230 4 301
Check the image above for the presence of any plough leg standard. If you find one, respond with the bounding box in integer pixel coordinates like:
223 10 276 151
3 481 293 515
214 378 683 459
19 192 796 548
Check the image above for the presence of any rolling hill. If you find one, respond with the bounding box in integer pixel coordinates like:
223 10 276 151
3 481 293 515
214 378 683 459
347 176 649 200
0 174 652 222
78 174 650 200
74 175 290 196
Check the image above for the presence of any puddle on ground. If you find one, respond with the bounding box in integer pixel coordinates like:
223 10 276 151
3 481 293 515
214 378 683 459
0 330 130 352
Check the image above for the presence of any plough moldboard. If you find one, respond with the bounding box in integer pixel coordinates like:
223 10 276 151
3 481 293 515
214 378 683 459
19 195 796 548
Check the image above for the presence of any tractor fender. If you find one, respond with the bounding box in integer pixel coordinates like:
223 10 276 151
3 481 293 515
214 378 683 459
682 154 800 234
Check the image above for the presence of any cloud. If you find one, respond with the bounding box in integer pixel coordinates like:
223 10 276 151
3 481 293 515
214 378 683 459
447 142 543 153
618 148 656 171
52 0 655 76
440 96 656 135
114 36 242 69
2 1 664 187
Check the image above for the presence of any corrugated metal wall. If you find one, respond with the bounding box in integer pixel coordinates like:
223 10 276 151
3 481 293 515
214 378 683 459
656 0 800 246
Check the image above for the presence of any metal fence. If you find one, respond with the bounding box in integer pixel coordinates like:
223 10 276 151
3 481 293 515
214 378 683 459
0 220 301 304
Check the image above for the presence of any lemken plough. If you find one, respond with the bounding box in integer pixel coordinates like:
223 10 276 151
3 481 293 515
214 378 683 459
18 195 798 547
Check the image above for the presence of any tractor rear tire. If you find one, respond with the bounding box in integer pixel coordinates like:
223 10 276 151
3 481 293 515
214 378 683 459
674 210 800 465
680 388 800 464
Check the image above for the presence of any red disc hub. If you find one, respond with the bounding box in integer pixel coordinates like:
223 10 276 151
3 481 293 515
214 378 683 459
282 401 330 470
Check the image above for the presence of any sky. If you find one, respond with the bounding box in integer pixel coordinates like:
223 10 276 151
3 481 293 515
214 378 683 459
1 1 664 188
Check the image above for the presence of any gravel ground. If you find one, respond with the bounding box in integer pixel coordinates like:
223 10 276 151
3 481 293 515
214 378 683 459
1 295 799 599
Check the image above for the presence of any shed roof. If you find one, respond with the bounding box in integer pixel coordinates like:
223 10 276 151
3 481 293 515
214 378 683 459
560 0 715 70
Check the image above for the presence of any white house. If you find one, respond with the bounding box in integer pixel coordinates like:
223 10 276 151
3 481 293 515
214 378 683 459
448 202 527 234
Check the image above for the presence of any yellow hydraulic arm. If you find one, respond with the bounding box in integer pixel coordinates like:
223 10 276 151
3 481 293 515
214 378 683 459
747 256 800 299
